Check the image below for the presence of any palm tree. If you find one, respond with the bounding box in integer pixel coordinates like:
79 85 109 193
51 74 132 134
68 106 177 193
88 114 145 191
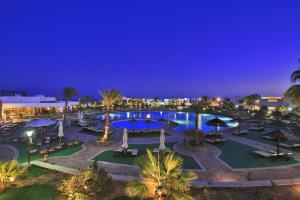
126 150 197 200
99 89 123 141
63 87 78 125
284 62 300 107
244 94 260 110
0 160 27 190
190 101 203 145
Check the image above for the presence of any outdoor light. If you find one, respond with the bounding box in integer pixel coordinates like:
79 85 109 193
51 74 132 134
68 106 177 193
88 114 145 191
288 107 293 112
9 177 15 182
217 97 221 102
235 105 239 109
268 111 272 115
26 130 34 144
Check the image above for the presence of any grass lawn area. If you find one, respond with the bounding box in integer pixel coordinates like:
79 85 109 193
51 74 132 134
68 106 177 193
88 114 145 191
93 142 201 169
217 139 299 169
0 184 59 200
21 166 49 178
10 143 83 163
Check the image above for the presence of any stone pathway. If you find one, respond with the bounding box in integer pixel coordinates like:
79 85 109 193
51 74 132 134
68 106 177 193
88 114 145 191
45 121 300 182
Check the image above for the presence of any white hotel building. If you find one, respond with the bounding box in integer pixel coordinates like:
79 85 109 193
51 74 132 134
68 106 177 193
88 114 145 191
0 95 78 122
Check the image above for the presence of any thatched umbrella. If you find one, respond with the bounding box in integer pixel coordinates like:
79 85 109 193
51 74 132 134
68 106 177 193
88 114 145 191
129 118 137 134
206 117 228 139
145 119 153 134
265 129 286 155
283 113 299 121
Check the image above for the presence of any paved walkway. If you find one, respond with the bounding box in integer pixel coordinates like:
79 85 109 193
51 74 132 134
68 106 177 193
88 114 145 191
30 160 80 175
46 121 300 182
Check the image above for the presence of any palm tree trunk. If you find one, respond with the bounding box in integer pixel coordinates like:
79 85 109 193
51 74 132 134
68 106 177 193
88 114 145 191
195 113 200 144
64 99 69 126
102 110 110 141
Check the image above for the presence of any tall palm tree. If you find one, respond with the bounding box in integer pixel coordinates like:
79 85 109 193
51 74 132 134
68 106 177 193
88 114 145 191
0 160 27 190
99 89 123 141
126 150 197 200
284 67 300 107
63 87 78 125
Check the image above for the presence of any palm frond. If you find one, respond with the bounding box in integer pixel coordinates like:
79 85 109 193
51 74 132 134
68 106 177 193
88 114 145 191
291 70 300 83
126 179 148 199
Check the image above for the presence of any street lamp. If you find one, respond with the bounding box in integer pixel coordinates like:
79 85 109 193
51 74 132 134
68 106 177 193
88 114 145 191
27 130 33 144
26 130 34 165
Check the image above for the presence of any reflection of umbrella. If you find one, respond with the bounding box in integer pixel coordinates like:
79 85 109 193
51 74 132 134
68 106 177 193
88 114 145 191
157 118 167 122
145 119 153 134
129 119 137 134
159 129 166 150
121 128 128 149
206 118 228 139
58 121 64 142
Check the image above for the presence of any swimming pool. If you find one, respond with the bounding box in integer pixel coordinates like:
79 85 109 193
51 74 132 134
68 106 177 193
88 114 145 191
110 119 166 130
98 111 237 132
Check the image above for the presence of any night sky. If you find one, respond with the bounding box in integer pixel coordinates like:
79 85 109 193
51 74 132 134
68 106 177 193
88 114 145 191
1 1 300 99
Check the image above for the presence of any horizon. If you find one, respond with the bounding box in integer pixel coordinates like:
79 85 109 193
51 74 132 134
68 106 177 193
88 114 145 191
1 1 300 98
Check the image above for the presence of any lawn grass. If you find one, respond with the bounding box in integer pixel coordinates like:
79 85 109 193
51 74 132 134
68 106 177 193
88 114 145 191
10 143 83 163
93 142 201 169
0 184 59 200
217 139 299 169
21 165 49 178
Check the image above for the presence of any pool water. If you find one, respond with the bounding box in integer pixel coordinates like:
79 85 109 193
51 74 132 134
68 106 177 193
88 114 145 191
110 119 165 130
98 111 237 132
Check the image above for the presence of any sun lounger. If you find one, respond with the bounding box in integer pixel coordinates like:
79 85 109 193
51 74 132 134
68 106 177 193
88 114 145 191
113 147 124 156
152 148 171 154
232 130 248 135
205 138 226 144
253 150 274 158
250 126 264 131
262 135 275 140
127 149 138 156
279 143 300 149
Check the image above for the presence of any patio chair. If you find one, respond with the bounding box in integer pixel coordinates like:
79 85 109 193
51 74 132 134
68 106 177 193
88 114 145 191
232 130 248 136
113 147 124 157
250 126 264 131
127 149 139 157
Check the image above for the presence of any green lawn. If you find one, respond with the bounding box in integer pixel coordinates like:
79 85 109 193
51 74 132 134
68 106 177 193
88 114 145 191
21 166 49 178
93 142 201 169
11 143 83 163
217 139 299 169
0 184 59 200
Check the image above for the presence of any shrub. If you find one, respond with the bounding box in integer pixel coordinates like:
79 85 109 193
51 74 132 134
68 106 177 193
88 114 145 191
58 166 114 200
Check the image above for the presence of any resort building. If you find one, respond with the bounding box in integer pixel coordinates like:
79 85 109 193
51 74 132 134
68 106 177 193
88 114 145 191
0 94 78 122
236 95 288 111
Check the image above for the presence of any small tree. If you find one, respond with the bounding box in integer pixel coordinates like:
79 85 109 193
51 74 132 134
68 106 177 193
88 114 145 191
59 166 114 200
126 150 197 200
0 160 27 190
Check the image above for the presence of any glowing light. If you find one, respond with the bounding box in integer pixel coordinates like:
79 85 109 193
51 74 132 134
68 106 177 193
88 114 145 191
26 131 33 137
288 107 293 112
235 105 239 108
146 114 151 119
216 97 221 102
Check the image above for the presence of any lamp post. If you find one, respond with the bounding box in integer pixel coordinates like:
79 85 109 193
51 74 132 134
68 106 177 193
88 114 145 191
26 130 33 165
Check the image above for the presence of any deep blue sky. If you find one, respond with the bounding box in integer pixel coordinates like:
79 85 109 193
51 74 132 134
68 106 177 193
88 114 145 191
1 1 300 99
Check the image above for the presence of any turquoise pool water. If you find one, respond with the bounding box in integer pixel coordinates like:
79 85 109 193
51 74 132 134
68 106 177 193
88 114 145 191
98 111 237 132
110 119 166 130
